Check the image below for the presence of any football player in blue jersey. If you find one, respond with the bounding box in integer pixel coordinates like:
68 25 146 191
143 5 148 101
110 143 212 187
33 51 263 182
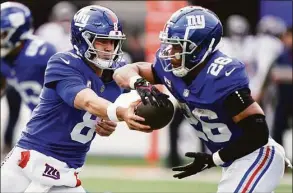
114 6 291 192
0 2 58 155
1 5 151 193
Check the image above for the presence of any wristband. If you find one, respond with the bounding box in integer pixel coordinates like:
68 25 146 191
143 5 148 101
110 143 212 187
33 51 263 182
129 75 142 89
107 103 120 122
212 151 225 166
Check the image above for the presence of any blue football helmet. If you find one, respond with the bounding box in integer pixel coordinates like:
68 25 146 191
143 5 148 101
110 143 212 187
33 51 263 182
159 6 223 77
71 5 126 69
1 2 33 58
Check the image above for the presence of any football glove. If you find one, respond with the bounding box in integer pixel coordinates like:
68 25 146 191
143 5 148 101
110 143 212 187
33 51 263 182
172 152 216 179
134 78 169 107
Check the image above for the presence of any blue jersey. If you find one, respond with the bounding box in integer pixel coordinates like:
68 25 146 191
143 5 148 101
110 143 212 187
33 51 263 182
1 37 57 110
153 49 249 161
17 50 124 168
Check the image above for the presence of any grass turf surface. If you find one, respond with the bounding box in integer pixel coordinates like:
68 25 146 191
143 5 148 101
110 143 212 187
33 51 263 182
83 156 292 192
82 178 292 193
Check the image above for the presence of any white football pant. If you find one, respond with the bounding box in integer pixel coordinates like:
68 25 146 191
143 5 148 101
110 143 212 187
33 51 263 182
1 146 86 193
217 140 287 193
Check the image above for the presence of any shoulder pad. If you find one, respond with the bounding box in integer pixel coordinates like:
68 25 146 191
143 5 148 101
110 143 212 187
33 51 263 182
24 38 57 66
45 51 85 87
48 51 82 66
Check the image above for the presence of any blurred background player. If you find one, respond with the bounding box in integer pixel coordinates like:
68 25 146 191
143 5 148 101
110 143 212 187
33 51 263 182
0 2 57 156
246 15 287 103
1 5 153 193
35 1 77 52
270 27 292 150
219 15 254 63
249 15 288 131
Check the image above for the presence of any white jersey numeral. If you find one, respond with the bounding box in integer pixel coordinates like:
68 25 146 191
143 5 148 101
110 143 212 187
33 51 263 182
207 56 233 76
7 79 42 106
179 103 232 143
70 112 99 144
25 39 45 57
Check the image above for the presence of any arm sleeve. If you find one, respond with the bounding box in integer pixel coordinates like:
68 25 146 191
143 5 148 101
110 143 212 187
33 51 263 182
55 79 87 107
216 88 268 164
44 53 87 107
217 114 269 163
151 65 163 84
223 87 254 117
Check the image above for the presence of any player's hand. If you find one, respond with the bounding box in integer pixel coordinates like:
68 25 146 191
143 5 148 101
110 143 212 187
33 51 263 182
95 119 117 137
123 99 152 133
134 78 169 107
172 152 215 179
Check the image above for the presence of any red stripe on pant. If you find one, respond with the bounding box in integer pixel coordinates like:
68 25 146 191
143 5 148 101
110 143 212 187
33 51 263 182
241 147 271 193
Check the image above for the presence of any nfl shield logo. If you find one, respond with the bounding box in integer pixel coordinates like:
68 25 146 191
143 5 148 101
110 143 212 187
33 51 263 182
87 80 91 88
164 76 172 89
183 89 190 97
100 85 105 93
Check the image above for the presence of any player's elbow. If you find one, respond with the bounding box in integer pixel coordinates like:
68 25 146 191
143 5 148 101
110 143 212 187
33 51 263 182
239 114 269 149
254 125 269 147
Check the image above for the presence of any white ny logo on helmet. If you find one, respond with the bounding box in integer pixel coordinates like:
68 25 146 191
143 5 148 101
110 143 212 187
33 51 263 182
74 12 90 28
186 15 205 28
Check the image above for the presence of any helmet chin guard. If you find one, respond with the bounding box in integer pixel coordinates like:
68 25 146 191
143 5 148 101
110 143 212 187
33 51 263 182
82 31 125 69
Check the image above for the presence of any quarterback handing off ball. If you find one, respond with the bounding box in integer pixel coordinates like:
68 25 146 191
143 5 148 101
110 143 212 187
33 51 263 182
135 98 174 129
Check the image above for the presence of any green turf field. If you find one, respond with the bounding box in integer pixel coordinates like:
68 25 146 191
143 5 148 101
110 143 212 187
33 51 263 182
82 178 292 193
82 156 292 193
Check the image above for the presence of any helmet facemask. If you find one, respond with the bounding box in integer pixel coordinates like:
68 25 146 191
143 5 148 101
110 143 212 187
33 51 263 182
1 28 16 57
1 27 33 58
159 30 216 77
82 30 126 70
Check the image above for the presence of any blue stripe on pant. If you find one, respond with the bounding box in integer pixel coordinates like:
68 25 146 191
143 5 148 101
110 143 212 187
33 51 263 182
248 146 275 193
234 147 264 193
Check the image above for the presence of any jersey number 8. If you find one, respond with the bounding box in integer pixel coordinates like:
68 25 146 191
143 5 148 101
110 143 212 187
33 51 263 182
70 112 98 144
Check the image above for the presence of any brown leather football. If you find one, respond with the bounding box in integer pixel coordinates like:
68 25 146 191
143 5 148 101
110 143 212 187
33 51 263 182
134 99 174 129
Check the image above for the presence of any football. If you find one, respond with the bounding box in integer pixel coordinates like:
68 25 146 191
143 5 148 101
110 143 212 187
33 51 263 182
134 98 174 129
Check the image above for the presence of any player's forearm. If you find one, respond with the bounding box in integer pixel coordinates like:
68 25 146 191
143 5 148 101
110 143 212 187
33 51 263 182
213 90 269 166
113 62 155 89
214 115 269 165
113 63 142 89
74 88 126 121
213 110 268 166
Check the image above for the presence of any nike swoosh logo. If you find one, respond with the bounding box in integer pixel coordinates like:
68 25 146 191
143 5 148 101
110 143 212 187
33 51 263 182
225 67 236 76
201 164 209 171
60 57 70 64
